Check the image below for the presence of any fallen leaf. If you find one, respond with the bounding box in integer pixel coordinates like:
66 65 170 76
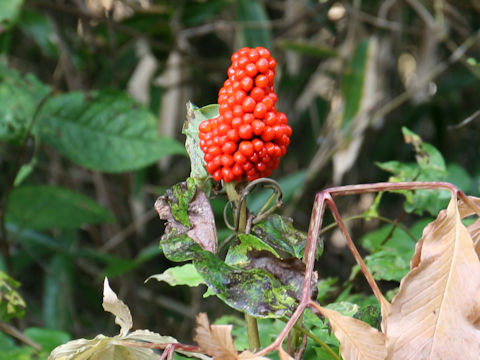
194 313 237 360
315 304 386 360
385 194 480 359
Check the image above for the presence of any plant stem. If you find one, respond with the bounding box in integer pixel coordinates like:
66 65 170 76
224 181 261 351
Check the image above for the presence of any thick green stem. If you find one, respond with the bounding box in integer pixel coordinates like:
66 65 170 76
225 181 261 351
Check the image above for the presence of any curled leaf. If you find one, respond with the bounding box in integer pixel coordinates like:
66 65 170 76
103 278 132 337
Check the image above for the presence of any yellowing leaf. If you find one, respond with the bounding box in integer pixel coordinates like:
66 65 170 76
194 313 237 360
385 194 480 359
103 278 132 336
316 305 386 360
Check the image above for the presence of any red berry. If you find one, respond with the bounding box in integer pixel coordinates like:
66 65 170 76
254 103 267 118
240 77 253 92
255 74 269 88
222 141 237 154
261 126 275 141
200 47 290 182
245 63 257 77
256 58 269 73
252 138 264 152
239 141 254 156
252 120 265 135
221 154 234 167
233 151 247 164
242 97 256 113
248 49 260 62
227 129 240 142
238 124 253 139
251 87 265 102
243 113 255 124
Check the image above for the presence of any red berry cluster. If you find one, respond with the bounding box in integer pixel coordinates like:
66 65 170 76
199 47 292 182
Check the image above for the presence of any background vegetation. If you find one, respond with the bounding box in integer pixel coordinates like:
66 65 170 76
0 0 479 358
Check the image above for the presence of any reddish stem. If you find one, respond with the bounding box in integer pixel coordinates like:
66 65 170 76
255 181 469 356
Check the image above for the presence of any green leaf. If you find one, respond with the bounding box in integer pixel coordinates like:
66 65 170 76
364 249 411 282
24 327 70 354
236 0 271 48
194 250 297 318
251 214 313 258
0 0 24 30
146 264 205 287
183 103 217 193
0 272 26 322
377 127 449 215
6 186 115 230
35 91 186 173
0 63 51 143
43 254 73 330
18 9 58 58
341 39 370 127
278 41 338 58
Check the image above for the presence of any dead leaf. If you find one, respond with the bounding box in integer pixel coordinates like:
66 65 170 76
103 278 132 337
458 195 480 218
194 313 237 360
49 278 210 360
316 305 386 360
277 347 294 360
467 219 480 257
385 194 480 359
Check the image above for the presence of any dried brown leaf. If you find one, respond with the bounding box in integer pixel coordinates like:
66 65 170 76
385 195 480 359
457 195 480 218
194 313 237 360
277 347 294 360
317 305 386 360
467 219 480 257
102 278 132 337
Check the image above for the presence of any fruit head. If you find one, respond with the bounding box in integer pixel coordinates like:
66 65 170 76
199 47 292 183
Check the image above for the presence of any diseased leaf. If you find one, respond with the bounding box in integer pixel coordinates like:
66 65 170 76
385 194 480 359
316 305 387 360
146 263 205 287
155 179 217 255
252 214 313 258
35 91 185 172
103 278 132 337
225 234 280 267
0 272 26 322
194 251 297 318
6 185 115 230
